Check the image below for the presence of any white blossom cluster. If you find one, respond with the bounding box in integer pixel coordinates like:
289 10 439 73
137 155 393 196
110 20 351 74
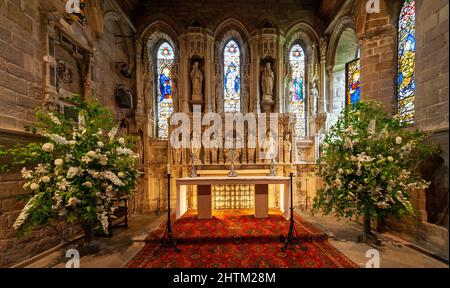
13 111 140 234
318 113 431 219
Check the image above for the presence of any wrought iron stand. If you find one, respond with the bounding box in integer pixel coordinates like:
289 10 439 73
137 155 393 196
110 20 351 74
154 173 181 256
281 172 307 252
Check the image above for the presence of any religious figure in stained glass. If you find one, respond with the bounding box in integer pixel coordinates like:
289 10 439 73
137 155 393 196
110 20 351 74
397 0 416 124
156 42 175 139
223 40 241 113
346 58 361 105
289 44 306 139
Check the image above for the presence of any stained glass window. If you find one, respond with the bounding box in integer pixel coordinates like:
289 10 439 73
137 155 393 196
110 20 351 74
223 40 241 113
346 58 361 105
397 0 416 124
157 42 175 139
289 44 306 139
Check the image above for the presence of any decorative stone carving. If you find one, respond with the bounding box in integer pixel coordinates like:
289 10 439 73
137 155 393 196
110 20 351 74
191 61 204 105
261 62 275 112
142 68 154 115
319 37 328 62
210 137 219 164
310 81 319 116
191 132 202 165
283 134 292 163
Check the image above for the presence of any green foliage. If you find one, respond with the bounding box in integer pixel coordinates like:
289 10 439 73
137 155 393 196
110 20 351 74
312 101 438 221
0 96 142 236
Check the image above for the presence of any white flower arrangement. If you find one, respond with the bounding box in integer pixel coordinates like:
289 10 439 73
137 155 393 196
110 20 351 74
314 101 438 240
2 98 142 237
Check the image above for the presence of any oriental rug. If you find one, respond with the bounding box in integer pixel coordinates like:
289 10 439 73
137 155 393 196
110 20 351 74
125 210 358 268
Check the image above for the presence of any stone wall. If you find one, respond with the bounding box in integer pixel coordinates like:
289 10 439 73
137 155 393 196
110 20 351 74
0 0 43 132
0 0 136 267
359 0 398 113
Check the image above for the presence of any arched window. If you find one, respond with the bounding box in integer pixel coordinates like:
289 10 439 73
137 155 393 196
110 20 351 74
289 44 306 139
156 42 175 139
223 40 241 113
397 0 416 124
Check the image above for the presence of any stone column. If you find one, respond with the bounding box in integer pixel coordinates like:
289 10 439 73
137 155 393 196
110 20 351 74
250 35 260 113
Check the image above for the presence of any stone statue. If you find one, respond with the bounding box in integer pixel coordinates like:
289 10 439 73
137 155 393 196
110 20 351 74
142 69 154 115
191 132 202 165
261 62 274 101
215 75 223 113
191 62 204 104
210 137 219 164
262 130 277 163
242 78 249 114
311 81 319 116
283 134 292 163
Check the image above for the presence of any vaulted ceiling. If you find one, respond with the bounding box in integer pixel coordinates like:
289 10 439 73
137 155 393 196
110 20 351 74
117 0 347 31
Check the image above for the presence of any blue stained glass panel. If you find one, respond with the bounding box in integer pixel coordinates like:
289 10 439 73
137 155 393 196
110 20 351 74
289 44 306 139
397 0 416 124
224 40 241 113
157 42 175 139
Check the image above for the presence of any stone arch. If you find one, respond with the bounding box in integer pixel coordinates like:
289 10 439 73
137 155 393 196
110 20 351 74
284 22 320 136
213 18 251 113
103 10 135 65
137 21 180 139
325 16 359 129
326 16 357 69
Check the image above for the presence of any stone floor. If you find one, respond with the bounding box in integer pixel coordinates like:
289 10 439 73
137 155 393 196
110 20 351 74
23 210 448 268
297 210 448 268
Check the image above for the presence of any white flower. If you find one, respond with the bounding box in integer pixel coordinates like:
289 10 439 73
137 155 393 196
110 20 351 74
99 155 108 166
322 143 329 149
30 183 40 190
21 168 33 179
117 172 125 178
13 196 37 230
108 126 119 141
88 170 101 179
118 138 125 145
68 140 77 146
337 168 344 174
106 185 113 193
81 155 92 164
367 119 376 135
41 176 51 183
23 182 30 189
50 134 69 145
387 156 394 162
78 112 86 130
56 179 70 191
395 137 402 144
97 141 104 148
86 151 97 158
356 170 362 176
101 171 125 186
67 167 80 179
97 128 103 136
344 137 353 150
82 182 93 188
42 143 54 152
48 113 61 125
116 147 134 156
54 159 64 166
66 197 80 207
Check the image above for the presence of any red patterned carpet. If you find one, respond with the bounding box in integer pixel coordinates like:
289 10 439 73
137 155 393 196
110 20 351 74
125 210 358 268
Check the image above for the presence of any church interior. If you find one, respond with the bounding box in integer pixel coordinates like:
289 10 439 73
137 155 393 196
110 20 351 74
0 0 448 269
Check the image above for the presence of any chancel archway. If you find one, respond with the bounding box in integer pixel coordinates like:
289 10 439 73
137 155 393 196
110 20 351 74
327 26 359 129
214 20 251 113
